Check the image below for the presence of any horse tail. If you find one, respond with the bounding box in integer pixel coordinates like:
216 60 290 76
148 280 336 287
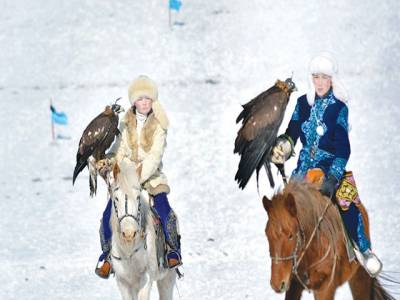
370 274 397 300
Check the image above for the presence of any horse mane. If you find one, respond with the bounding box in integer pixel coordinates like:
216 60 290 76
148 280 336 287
275 180 345 256
115 158 141 198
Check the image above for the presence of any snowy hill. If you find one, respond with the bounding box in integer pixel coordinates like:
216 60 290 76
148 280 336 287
1 0 399 299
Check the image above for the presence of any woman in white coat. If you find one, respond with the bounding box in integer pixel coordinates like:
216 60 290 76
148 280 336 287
95 75 182 279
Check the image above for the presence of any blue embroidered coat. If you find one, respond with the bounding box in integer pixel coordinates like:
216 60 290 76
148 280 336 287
285 89 350 180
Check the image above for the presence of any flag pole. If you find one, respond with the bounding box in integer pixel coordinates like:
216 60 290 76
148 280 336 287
50 98 55 141
168 2 172 29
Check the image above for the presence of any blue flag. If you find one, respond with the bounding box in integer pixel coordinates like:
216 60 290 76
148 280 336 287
169 0 182 11
50 105 68 125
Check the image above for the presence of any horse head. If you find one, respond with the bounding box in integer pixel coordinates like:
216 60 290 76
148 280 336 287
262 192 301 293
111 158 144 244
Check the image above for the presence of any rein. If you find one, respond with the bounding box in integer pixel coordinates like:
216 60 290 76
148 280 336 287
270 200 332 291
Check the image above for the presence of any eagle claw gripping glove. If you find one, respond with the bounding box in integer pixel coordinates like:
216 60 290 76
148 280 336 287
271 134 294 164
96 157 114 176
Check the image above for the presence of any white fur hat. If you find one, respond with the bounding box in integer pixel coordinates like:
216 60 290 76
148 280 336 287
128 75 158 103
128 75 169 130
306 52 349 105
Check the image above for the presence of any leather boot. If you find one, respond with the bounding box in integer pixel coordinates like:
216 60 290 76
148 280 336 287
166 250 182 268
354 248 383 278
95 259 112 279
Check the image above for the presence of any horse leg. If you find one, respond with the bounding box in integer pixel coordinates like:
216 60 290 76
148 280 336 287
284 279 304 300
313 285 337 300
157 270 176 300
348 266 373 300
137 274 152 300
116 277 137 300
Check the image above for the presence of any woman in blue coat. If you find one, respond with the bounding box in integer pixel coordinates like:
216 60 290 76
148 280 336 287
271 53 382 277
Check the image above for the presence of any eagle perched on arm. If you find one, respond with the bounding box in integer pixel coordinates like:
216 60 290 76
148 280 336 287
234 78 296 189
72 98 124 196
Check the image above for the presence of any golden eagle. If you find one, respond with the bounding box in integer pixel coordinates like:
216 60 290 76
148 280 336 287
72 98 124 196
234 78 296 189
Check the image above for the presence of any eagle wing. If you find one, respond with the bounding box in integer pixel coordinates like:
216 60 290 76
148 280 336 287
234 88 289 189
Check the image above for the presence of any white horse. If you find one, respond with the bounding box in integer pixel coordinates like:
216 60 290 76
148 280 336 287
108 158 176 300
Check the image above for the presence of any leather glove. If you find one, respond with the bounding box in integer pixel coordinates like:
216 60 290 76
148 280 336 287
271 135 294 164
320 175 339 201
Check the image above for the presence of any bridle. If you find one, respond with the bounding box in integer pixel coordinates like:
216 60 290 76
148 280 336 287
270 230 303 265
269 201 332 291
113 188 142 229
102 169 148 262
112 187 146 235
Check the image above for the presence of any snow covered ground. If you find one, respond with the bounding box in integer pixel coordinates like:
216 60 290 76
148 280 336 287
1 0 399 299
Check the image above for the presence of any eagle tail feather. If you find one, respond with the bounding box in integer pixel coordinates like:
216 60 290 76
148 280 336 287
235 143 269 189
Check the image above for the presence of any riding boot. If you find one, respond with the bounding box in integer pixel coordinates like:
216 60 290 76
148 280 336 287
153 192 182 268
96 199 113 279
340 203 370 252
95 253 112 279
340 203 382 277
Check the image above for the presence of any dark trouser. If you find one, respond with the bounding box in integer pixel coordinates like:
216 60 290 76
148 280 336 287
99 199 112 261
153 193 181 260
339 202 370 253
98 192 181 261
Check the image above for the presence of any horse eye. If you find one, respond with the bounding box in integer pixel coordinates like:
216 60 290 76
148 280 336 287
288 234 293 240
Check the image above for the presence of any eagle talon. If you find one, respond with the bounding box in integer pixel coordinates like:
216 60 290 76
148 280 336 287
97 159 112 178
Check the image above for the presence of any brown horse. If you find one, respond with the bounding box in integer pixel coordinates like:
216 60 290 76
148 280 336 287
262 181 394 300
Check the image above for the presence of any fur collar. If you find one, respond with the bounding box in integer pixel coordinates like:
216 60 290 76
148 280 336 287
124 109 160 161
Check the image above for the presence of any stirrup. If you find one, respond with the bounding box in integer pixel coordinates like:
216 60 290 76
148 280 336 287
95 257 113 279
166 250 182 269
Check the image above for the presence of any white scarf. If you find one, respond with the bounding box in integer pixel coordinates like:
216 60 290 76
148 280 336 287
136 111 147 139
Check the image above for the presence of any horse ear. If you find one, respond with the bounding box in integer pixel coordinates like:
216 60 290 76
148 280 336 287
285 193 297 217
262 196 272 214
